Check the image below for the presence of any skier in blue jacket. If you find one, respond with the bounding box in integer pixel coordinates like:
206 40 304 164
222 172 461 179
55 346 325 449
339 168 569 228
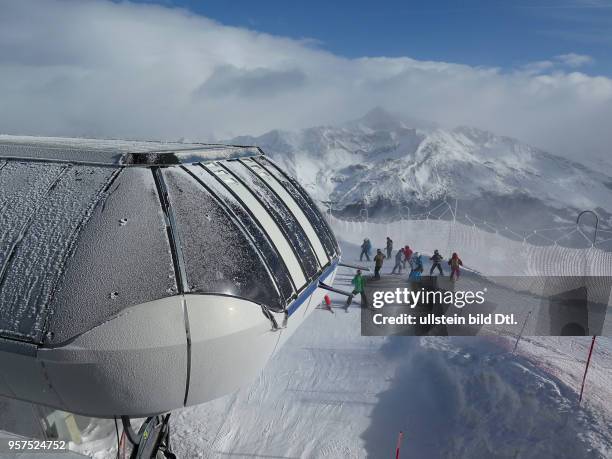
409 252 424 281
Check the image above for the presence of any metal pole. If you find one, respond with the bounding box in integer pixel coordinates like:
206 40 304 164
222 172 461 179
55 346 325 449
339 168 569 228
576 210 599 247
318 281 354 297
513 310 532 353
575 209 598 404
579 336 596 404
338 262 371 271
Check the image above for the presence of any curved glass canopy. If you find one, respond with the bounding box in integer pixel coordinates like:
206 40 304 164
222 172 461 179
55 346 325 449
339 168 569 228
0 137 339 346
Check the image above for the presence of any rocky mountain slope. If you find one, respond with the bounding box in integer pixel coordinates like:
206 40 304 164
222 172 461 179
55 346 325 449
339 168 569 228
231 108 612 230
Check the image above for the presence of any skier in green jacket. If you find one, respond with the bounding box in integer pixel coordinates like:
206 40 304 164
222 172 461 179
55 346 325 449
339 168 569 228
344 269 368 311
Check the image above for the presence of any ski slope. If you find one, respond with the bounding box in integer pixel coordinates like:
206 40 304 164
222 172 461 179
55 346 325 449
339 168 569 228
65 239 612 459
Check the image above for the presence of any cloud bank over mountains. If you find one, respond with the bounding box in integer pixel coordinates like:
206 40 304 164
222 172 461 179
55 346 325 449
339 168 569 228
1 0 611 159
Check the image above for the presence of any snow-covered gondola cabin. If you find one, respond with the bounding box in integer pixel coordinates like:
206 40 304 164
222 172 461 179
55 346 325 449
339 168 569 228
0 136 340 417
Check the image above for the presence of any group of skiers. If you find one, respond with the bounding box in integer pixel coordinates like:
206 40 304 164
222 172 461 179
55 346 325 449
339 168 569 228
359 237 464 282
345 237 464 311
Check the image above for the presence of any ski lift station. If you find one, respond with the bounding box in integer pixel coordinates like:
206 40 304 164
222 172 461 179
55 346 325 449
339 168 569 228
0 136 341 418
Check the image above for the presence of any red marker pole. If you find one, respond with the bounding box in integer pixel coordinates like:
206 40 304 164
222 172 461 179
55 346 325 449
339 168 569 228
323 294 334 313
579 336 596 404
395 431 404 459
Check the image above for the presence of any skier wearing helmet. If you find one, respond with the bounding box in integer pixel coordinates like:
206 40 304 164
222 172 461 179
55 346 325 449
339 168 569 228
391 246 404 274
429 249 444 276
409 252 423 281
373 249 385 279
448 252 463 281
360 238 372 261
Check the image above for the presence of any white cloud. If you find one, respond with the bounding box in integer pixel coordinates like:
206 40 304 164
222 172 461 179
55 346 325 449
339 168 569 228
0 0 611 159
555 52 594 67
520 60 555 75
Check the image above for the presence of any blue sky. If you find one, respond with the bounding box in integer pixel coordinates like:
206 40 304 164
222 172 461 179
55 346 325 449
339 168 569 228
2 0 612 157
129 0 612 75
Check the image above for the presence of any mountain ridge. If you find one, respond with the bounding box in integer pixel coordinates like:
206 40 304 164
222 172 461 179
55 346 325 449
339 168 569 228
230 108 612 230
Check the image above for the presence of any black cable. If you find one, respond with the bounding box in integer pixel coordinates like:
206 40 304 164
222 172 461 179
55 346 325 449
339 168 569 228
114 416 120 459
121 416 140 447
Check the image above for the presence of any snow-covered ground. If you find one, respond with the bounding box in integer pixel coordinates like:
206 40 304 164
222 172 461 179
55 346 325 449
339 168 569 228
58 236 611 459
167 280 612 458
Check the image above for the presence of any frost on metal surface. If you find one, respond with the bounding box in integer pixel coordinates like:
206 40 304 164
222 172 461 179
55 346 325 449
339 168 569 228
0 142 124 165
0 136 260 166
163 168 283 310
0 162 66 276
0 163 116 343
255 156 339 259
47 168 177 344
185 164 295 303
223 160 320 280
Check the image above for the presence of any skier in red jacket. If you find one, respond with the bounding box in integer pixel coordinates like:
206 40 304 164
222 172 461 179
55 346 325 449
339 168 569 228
448 252 463 281
402 245 413 269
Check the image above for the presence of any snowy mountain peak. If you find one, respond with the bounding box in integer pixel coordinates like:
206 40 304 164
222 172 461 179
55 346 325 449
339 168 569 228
229 111 612 229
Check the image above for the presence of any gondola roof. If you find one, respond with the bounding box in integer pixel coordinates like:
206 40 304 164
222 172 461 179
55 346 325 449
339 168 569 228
0 135 261 166
0 136 339 349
